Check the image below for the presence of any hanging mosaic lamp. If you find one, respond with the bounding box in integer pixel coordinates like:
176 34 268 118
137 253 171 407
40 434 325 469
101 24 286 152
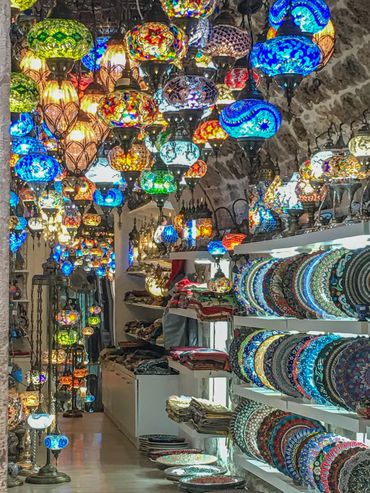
140 155 176 208
98 36 127 92
222 232 247 251
27 0 93 78
160 0 216 20
207 239 227 259
82 35 110 72
313 19 335 70
61 260 74 276
9 191 20 209
269 0 330 34
160 139 200 169
184 159 208 185
9 231 28 253
161 224 179 244
348 123 370 160
19 50 50 89
11 0 37 11
42 349 67 365
41 79 79 137
87 315 101 326
12 136 46 156
27 412 54 430
63 113 99 175
108 143 153 172
224 62 260 93
194 115 228 151
10 72 39 113
93 187 124 208
80 82 109 142
44 433 69 451
207 268 232 294
55 329 79 346
55 309 80 326
81 326 94 337
163 74 218 111
9 113 34 138
14 153 60 183
82 204 102 227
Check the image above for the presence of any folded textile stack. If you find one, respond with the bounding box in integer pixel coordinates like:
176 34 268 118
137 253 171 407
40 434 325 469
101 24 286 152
169 347 231 372
166 395 232 435
125 318 163 345
124 290 164 307
169 279 236 321
100 345 174 375
166 395 192 423
190 398 232 435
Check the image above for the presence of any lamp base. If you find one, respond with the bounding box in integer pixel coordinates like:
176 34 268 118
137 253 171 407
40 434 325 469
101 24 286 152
63 408 84 418
18 463 40 477
25 464 71 485
8 475 23 488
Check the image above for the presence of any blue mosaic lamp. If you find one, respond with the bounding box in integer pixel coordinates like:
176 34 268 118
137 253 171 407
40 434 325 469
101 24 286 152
207 240 227 258
82 36 109 71
9 231 28 253
9 113 34 137
161 224 179 244
10 191 20 209
93 188 124 208
269 0 330 34
12 136 46 155
160 140 200 167
61 260 74 277
44 433 69 451
14 153 60 183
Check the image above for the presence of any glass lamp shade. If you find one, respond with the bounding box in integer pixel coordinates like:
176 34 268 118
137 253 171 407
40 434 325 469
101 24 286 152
83 211 102 227
20 50 50 88
126 22 187 63
163 75 218 110
15 153 60 183
55 310 80 326
86 157 125 186
42 349 67 364
62 205 81 229
9 191 20 209
93 188 124 208
82 326 94 336
87 315 101 326
28 216 44 233
348 128 370 159
89 305 102 314
28 18 93 61
224 67 260 91
63 117 99 175
61 260 74 276
11 216 28 231
204 25 251 60
314 19 335 70
295 179 324 202
10 72 39 113
160 140 200 167
11 0 37 10
269 0 330 34
12 136 46 156
27 413 54 430
275 172 302 210
145 275 168 299
8 391 23 431
9 113 34 138
39 188 63 211
74 368 88 378
44 434 69 451
82 36 110 71
207 272 232 294
161 224 179 244
215 83 235 109
251 36 321 78
184 159 207 178
222 233 247 251
41 80 79 137
196 217 213 239
160 0 216 18
322 154 364 180
69 176 96 202
140 168 177 195
59 375 73 386
55 329 79 346
98 89 156 128
154 88 178 114
20 390 40 410
9 231 27 254
194 119 228 144
207 240 227 258
220 98 282 140
80 86 110 142
98 38 127 92
108 144 153 172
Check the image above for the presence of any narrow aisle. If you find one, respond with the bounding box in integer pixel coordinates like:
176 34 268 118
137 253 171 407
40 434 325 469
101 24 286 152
13 414 178 493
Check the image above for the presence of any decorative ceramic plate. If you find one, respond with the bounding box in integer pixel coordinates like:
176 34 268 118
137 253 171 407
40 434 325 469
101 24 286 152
229 399 261 456
263 334 291 392
237 330 261 383
244 258 271 314
343 246 370 310
243 330 281 387
252 259 278 316
332 337 370 411
284 253 316 319
338 448 370 493
297 334 340 404
244 405 274 460
180 475 245 492
307 250 338 319
329 250 356 318
267 257 299 317
303 252 329 316
292 336 320 398
284 429 321 482
323 339 354 409
156 454 218 467
262 259 283 316
326 447 362 493
233 262 253 311
257 410 288 465
229 328 255 381
165 465 227 482
254 333 286 389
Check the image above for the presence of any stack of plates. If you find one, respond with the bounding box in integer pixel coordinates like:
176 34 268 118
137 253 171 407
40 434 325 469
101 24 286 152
139 434 189 457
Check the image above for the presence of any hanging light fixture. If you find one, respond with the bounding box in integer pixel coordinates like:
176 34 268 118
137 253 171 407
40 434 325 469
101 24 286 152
11 0 37 12
27 0 93 79
160 0 216 21
184 159 207 192
269 0 330 34
9 113 34 138
93 187 124 208
108 142 153 191
348 120 370 162
19 50 50 89
41 79 79 137
82 36 110 72
98 36 127 92
14 153 60 185
194 112 228 152
10 72 39 113
80 81 110 142
140 155 176 210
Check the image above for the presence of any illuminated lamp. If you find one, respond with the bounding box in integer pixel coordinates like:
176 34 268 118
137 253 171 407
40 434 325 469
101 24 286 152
81 326 94 337
82 204 102 227
44 433 69 451
161 224 179 244
9 152 20 169
160 0 216 19
11 216 28 232
14 153 60 184
19 50 50 88
145 274 168 299
27 413 54 430
59 375 72 386
89 306 102 314
41 80 79 137
19 390 40 410
12 136 46 155
160 140 200 178
215 83 235 111
55 309 80 326
222 232 247 251
194 117 228 151
140 155 176 209
87 315 101 326
99 36 127 92
86 156 125 186
93 187 124 208
73 368 88 378
9 113 34 138
269 0 331 34
42 349 66 365
72 176 96 203
184 159 207 190
62 204 81 230
28 216 46 238
207 268 232 294
10 191 20 209
25 369 47 386
313 20 335 70
11 0 37 11
10 72 39 113
80 82 110 142
82 36 110 72
63 113 99 175
27 0 93 78
196 217 213 239
8 391 23 431
225 66 260 92
55 329 79 346
61 260 74 276
207 240 227 260
322 154 364 180
348 123 370 161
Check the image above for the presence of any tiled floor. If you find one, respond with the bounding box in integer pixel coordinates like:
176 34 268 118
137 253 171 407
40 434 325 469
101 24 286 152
13 413 178 493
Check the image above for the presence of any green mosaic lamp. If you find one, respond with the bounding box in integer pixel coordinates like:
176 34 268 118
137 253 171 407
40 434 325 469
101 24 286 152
27 0 93 79
10 72 39 113
140 155 176 212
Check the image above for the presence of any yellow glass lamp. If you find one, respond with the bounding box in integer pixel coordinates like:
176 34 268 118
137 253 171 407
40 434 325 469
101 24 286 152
55 329 79 346
20 50 50 89
41 80 79 137
42 349 67 365
81 326 94 337
99 37 127 92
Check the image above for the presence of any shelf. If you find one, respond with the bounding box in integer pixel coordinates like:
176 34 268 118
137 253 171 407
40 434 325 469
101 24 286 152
170 251 213 262
125 301 165 311
168 359 231 378
233 316 370 335
233 384 370 434
235 454 309 493
234 221 370 256
168 307 199 319
178 421 224 440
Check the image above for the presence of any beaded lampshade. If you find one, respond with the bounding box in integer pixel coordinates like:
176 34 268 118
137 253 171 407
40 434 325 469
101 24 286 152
41 80 79 137
10 72 39 113
163 75 218 110
108 143 153 172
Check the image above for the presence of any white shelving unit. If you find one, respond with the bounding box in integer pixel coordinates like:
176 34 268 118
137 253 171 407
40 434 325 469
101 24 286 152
235 454 310 493
170 250 213 262
168 307 199 320
124 301 165 312
233 385 370 434
233 315 370 335
169 359 231 379
234 221 370 255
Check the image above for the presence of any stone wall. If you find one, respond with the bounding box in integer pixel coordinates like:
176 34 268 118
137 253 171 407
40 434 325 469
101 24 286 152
202 0 370 211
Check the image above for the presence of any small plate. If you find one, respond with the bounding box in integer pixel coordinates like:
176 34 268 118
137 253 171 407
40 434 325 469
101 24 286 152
164 465 227 482
156 453 218 467
180 475 245 492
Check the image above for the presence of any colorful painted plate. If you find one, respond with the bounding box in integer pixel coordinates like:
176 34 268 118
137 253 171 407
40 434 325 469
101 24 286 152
252 259 279 316
244 258 271 314
180 475 245 492
338 449 370 493
257 410 288 465
284 429 321 482
254 333 286 389
229 399 261 456
237 330 261 383
262 259 283 316
165 465 227 482
243 330 281 387
267 257 300 317
263 334 291 392
343 246 370 310
329 250 356 318
244 405 274 460
156 454 218 467
285 253 317 319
